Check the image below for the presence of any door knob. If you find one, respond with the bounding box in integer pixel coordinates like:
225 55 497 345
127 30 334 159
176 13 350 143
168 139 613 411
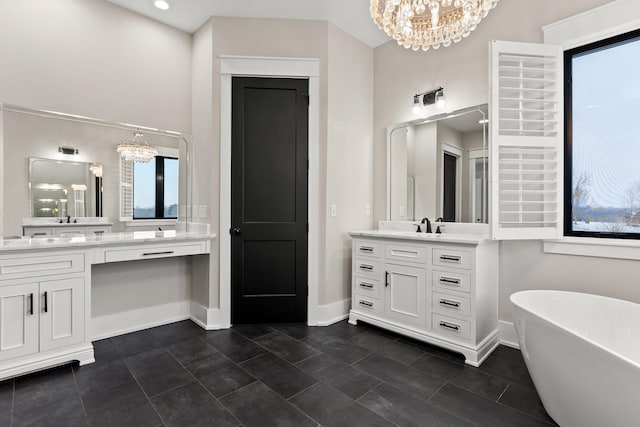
230 227 242 235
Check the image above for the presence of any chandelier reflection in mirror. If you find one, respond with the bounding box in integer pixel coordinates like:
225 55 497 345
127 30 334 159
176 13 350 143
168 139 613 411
116 132 158 162
370 0 499 51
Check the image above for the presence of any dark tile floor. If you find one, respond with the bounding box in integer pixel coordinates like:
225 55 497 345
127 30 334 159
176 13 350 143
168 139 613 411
0 320 557 427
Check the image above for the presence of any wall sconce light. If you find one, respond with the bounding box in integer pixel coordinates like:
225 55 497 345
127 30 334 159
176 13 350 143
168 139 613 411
58 146 79 155
412 87 446 114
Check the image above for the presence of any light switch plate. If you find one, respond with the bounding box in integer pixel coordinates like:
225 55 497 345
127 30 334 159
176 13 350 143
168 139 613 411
365 204 371 216
330 204 337 217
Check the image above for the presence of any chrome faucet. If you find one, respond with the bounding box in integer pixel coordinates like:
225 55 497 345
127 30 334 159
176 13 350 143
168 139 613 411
420 217 432 233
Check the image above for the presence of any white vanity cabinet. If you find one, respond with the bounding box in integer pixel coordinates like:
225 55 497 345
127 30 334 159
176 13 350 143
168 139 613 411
349 235 499 366
0 251 93 377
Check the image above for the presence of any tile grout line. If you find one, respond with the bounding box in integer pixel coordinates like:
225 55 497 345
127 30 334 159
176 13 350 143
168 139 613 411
70 363 90 425
160 341 243 427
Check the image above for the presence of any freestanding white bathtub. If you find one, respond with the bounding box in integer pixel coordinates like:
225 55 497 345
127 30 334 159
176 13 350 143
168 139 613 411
511 290 640 427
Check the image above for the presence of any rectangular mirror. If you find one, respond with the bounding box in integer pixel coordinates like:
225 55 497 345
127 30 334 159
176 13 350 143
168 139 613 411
1 103 192 235
387 105 488 223
29 158 101 218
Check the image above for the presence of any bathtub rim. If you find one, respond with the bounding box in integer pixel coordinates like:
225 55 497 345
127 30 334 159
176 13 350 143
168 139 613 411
510 289 640 370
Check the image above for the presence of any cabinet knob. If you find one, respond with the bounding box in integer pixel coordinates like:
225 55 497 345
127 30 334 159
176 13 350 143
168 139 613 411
230 227 242 235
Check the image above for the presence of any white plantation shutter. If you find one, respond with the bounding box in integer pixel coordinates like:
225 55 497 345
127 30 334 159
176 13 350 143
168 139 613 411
120 157 133 221
490 40 564 240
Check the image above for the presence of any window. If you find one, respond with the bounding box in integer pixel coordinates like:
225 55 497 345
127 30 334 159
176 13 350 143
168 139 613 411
133 156 178 219
565 29 640 239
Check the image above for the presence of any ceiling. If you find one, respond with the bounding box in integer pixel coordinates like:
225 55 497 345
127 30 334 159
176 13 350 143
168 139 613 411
106 0 391 48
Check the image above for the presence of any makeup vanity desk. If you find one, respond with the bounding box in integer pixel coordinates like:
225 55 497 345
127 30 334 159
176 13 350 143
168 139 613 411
0 229 215 380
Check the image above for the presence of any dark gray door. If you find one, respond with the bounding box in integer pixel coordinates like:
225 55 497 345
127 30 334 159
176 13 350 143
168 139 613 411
231 77 308 324
443 152 457 222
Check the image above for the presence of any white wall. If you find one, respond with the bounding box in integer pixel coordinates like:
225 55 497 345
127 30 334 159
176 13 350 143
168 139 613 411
324 24 374 305
373 0 623 324
413 122 438 220
0 0 191 132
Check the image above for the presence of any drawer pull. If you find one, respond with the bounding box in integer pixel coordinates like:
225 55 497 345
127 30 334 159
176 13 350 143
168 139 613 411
359 246 374 253
359 282 374 289
439 321 460 331
439 298 460 308
391 249 419 257
32 232 47 237
142 251 175 256
359 264 374 271
440 277 460 285
29 293 34 315
359 300 374 308
440 255 461 263
94 230 105 235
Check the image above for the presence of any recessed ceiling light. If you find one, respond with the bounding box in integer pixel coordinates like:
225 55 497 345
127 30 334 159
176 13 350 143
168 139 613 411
154 0 170 11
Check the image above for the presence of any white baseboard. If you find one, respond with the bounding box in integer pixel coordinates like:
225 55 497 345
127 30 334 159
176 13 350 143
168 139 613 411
499 320 520 349
91 301 191 340
314 298 351 326
189 301 221 330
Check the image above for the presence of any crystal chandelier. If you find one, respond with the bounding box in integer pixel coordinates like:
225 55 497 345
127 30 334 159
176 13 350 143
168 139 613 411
116 132 158 162
370 0 499 51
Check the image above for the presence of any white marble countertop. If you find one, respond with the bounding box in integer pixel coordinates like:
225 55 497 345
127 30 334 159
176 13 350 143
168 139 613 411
0 230 216 252
349 229 491 245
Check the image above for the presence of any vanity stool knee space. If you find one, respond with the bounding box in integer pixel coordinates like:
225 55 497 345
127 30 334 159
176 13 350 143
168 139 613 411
349 232 499 366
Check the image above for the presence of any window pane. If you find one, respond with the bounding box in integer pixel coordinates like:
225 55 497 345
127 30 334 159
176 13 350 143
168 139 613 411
133 159 156 218
164 158 178 218
570 33 640 236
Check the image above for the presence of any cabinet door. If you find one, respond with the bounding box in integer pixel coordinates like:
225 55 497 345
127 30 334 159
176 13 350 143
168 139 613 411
384 263 427 328
39 277 84 352
0 283 39 361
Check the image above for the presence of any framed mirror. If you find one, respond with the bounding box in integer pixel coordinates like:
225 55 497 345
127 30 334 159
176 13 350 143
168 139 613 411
1 103 192 235
29 158 102 218
387 104 488 223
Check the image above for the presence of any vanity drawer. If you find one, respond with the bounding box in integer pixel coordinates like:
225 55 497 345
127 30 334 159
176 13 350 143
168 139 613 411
0 253 85 281
432 313 471 341
86 226 111 236
433 248 471 270
432 291 471 318
23 228 53 237
353 295 383 316
432 270 471 293
354 240 382 258
103 242 207 263
354 276 382 299
385 243 427 264
354 259 382 277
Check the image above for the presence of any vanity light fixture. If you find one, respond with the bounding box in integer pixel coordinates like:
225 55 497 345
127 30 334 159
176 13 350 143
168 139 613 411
117 131 158 163
153 0 170 11
370 0 500 51
412 87 445 114
58 146 78 155
412 94 422 114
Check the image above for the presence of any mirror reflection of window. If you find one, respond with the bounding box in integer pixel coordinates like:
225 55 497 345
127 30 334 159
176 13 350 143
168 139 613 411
133 156 179 219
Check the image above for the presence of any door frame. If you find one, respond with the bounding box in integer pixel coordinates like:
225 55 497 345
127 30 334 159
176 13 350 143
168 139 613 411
220 56 320 327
